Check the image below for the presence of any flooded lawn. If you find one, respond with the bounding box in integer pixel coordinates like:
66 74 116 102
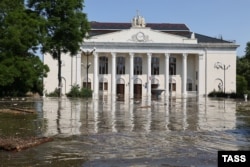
0 97 250 167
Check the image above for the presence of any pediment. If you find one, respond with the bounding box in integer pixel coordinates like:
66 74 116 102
86 28 197 44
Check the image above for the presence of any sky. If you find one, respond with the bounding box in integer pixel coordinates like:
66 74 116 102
84 0 250 57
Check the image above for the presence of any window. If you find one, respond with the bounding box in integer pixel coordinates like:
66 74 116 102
117 57 125 74
99 82 108 91
169 83 176 91
151 57 159 75
187 79 192 91
99 56 108 74
134 57 142 75
83 82 91 89
188 83 192 91
169 57 176 75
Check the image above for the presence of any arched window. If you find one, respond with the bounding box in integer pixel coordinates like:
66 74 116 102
116 57 125 74
134 57 142 75
151 57 159 75
99 56 108 74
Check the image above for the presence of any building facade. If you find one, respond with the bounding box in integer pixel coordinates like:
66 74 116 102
43 15 238 99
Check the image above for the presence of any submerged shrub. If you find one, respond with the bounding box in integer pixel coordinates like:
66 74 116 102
46 88 60 97
67 84 92 98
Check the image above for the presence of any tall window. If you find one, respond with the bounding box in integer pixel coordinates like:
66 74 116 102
151 57 159 75
99 56 108 74
169 57 176 75
134 57 142 75
117 57 125 74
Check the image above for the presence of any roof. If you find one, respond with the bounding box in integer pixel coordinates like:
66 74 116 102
90 21 190 31
89 21 233 44
194 33 232 43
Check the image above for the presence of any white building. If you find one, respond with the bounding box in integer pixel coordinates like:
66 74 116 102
43 15 238 99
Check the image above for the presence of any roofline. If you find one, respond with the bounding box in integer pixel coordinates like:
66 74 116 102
81 42 238 51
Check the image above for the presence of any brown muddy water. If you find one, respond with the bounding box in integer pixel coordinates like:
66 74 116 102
0 97 250 167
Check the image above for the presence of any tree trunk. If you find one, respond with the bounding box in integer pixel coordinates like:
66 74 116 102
58 49 62 97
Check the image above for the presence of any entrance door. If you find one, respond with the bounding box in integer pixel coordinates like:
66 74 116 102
151 84 158 89
116 84 125 100
134 84 142 99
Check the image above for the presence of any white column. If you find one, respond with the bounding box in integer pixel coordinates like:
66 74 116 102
76 54 81 86
93 52 99 99
111 52 116 97
164 53 170 97
147 53 152 97
198 53 205 95
129 53 134 99
182 53 187 96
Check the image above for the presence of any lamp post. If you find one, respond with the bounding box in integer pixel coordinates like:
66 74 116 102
81 48 95 89
214 62 230 94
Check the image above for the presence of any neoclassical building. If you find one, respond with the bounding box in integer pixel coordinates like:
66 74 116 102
43 15 238 99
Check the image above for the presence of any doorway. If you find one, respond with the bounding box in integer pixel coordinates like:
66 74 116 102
117 84 125 100
134 84 142 99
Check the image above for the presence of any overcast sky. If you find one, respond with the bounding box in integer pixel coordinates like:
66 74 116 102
84 0 250 57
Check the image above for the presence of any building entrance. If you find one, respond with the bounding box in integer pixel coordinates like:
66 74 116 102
134 84 142 99
116 84 125 100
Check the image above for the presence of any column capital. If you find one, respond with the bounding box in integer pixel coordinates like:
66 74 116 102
147 52 152 57
93 52 98 57
129 52 134 57
165 53 170 58
111 52 116 58
183 53 188 58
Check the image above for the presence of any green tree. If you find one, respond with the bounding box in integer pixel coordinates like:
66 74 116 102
236 75 248 95
0 0 49 96
245 42 250 60
27 0 90 97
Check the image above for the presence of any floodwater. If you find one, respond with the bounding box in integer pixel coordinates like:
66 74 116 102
0 96 250 167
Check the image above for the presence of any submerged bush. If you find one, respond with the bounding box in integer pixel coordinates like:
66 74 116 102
67 84 92 98
67 85 81 97
208 90 243 99
46 88 60 97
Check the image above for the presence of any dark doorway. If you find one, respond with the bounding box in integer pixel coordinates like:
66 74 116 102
134 84 142 99
151 84 158 89
117 84 125 100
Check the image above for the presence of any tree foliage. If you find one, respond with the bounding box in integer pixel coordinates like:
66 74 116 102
27 0 90 96
0 0 49 97
245 42 250 60
237 42 250 95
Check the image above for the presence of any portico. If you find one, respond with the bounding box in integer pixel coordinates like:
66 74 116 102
80 48 205 99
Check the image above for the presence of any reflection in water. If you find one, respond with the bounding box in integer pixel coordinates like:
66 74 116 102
42 97 239 137
43 98 81 136
0 97 250 167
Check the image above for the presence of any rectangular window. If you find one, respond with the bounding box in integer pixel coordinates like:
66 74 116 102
99 82 108 91
99 56 108 74
117 57 125 74
134 57 142 75
151 57 160 75
169 57 176 75
83 82 91 89
104 83 108 90
188 83 192 91
169 83 176 91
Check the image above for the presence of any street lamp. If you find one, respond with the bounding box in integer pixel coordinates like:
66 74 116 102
214 62 230 94
81 48 95 89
